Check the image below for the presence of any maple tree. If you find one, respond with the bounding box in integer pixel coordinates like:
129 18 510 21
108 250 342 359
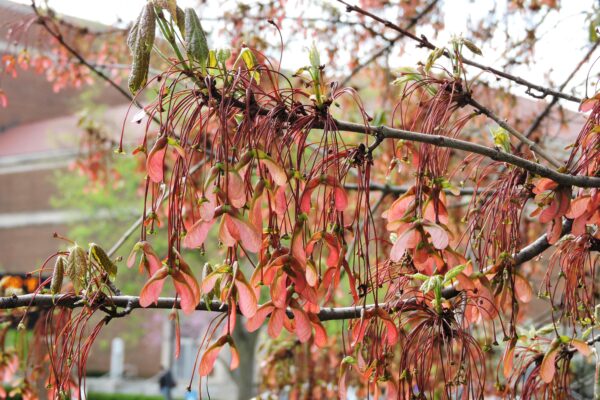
1 0 600 399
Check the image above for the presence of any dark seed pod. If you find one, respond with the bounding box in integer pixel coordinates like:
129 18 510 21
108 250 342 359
89 243 117 280
67 245 87 293
184 8 209 70
128 3 156 94
51 256 66 295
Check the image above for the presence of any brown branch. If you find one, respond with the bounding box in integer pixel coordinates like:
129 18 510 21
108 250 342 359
466 97 562 168
32 2 134 105
340 0 440 87
520 40 600 148
344 182 477 196
0 293 373 322
334 120 600 188
336 0 582 103
0 221 585 321
34 0 597 189
441 219 573 299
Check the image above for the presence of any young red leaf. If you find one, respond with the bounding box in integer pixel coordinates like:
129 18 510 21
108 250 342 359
274 185 287 216
260 158 287 186
219 214 237 247
270 272 288 309
376 308 398 346
299 184 316 213
306 232 341 268
424 198 449 225
226 214 262 253
172 271 197 314
291 222 307 266
383 192 415 225
390 226 420 262
199 338 225 376
514 274 533 303
566 195 590 219
309 314 327 347
532 178 558 195
503 340 516 379
201 271 220 295
305 260 318 287
249 191 264 232
571 339 591 357
268 308 286 338
139 241 162 275
126 242 142 268
169 310 181 359
174 251 200 313
199 179 217 221
333 185 348 211
229 340 240 370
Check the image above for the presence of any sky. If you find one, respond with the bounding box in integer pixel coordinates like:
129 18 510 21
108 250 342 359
7 0 596 109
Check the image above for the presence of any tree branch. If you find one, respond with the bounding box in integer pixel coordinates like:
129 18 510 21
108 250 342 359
0 220 583 321
33 0 596 190
336 0 582 103
519 40 600 150
466 96 562 168
334 120 600 188
0 293 373 322
340 0 440 87
344 182 477 196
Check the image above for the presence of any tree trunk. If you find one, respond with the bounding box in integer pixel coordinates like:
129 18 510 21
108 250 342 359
231 323 259 400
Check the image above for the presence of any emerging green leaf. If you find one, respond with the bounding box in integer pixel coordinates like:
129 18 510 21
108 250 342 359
184 8 209 72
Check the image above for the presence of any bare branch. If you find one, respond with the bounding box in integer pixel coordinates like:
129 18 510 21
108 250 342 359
340 0 440 87
334 120 600 188
0 219 581 321
0 293 375 322
336 0 582 103
466 97 563 168
344 182 477 196
520 40 600 147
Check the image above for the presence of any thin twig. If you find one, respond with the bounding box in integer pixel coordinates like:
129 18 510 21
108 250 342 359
520 40 600 148
107 159 208 258
340 0 440 87
336 0 582 103
466 97 563 168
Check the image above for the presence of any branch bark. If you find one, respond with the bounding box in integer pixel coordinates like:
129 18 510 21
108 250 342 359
344 182 477 196
0 220 582 321
0 293 372 322
334 120 600 188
